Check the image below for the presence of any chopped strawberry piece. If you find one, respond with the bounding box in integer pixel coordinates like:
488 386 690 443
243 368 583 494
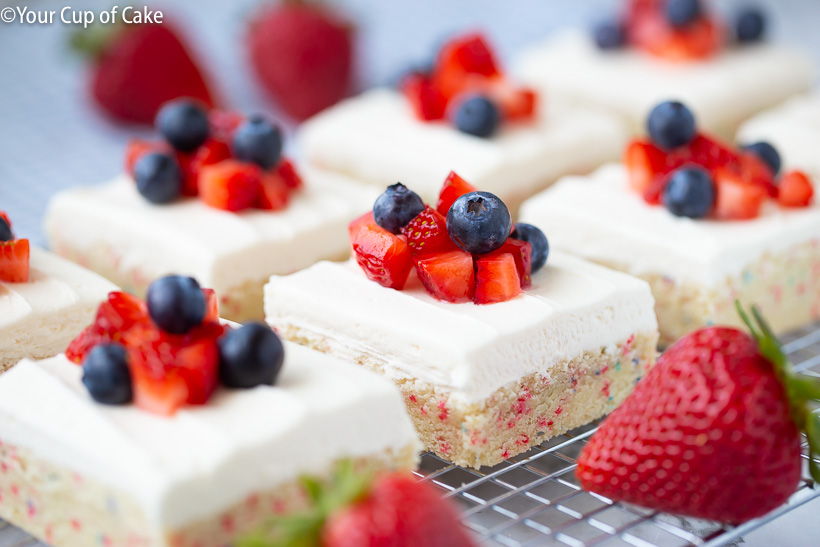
630 7 723 61
778 171 815 207
686 134 739 170
624 140 670 196
474 253 522 305
413 250 476 303
274 158 303 190
351 218 413 290
713 169 767 220
401 206 455 255
199 160 262 212
202 288 219 322
257 170 291 211
65 325 97 364
348 211 375 240
401 73 448 121
209 110 244 142
125 139 167 177
738 153 778 198
0 239 29 283
491 84 537 121
433 34 502 99
489 239 533 288
436 171 477 216
182 138 233 196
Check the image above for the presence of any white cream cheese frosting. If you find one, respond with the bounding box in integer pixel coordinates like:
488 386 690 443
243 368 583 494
0 247 116 367
519 164 820 286
514 30 815 136
43 165 378 295
264 254 658 405
737 92 820 179
298 88 629 206
0 345 419 529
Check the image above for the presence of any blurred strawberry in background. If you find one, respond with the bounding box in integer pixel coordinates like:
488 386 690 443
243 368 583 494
247 0 355 121
73 20 217 125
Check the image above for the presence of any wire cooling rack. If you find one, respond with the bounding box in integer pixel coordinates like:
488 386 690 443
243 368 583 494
1 322 819 546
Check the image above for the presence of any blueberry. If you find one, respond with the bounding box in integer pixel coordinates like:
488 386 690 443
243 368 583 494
0 217 12 242
82 344 133 405
647 101 697 150
146 275 206 335
453 95 501 138
447 191 512 255
663 167 715 218
373 183 426 234
134 153 182 204
664 0 701 28
743 141 781 175
593 20 626 50
232 115 283 169
218 322 285 389
156 100 210 153
735 8 766 43
511 223 549 273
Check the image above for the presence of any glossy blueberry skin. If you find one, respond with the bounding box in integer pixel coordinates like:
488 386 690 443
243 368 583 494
593 20 626 50
218 322 285 389
0 218 12 242
82 344 133 405
665 0 701 28
735 8 766 43
647 101 697 150
663 167 715 219
511 223 549 273
453 95 501 138
373 183 426 234
134 153 182 204
447 191 512 255
156 100 210 153
232 115 283 170
743 141 781 175
146 275 206 335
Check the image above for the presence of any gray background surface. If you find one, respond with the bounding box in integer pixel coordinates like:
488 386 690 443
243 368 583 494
0 0 819 544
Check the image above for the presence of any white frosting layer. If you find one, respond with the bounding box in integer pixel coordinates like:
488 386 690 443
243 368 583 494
0 346 419 529
264 255 657 404
44 165 379 294
0 247 116 364
519 164 820 286
514 30 816 136
737 92 820 179
299 88 629 205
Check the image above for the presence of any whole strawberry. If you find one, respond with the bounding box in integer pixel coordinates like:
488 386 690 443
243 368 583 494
74 21 216 124
577 306 820 524
247 1 353 121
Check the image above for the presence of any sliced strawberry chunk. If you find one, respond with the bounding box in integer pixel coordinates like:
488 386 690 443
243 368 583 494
401 206 455 255
209 110 244 142
125 139 167 177
181 138 233 196
401 73 448 121
491 84 537 121
351 218 413 290
199 160 262 212
413 250 476 303
778 171 815 207
624 140 670 196
0 239 29 283
275 158 303 190
738 153 778 198
65 325 97 364
433 34 502 99
202 288 219 322
474 253 522 305
713 169 767 220
630 8 723 61
436 171 477 216
257 170 291 211
348 211 375 240
489 239 533 288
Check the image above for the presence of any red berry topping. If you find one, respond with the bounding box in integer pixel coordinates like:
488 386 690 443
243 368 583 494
436 171 477 216
351 216 413 290
778 170 815 207
401 206 454 255
489 239 533 288
125 139 168 177
491 84 537 121
66 291 150 364
208 110 245 142
182 138 233 196
474 253 522 305
413 250 476 303
713 169 767 220
628 2 723 61
624 140 671 199
432 33 501 100
401 73 448 121
257 170 291 211
199 160 263 212
275 158 304 190
0 239 30 283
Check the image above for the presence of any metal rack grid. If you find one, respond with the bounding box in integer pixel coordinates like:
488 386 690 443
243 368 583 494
2 323 818 546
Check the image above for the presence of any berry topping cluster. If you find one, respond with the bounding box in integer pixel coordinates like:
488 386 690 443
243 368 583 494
400 33 537 138
0 212 30 283
126 99 302 212
625 101 815 220
594 0 766 60
67 275 285 415
348 172 549 305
